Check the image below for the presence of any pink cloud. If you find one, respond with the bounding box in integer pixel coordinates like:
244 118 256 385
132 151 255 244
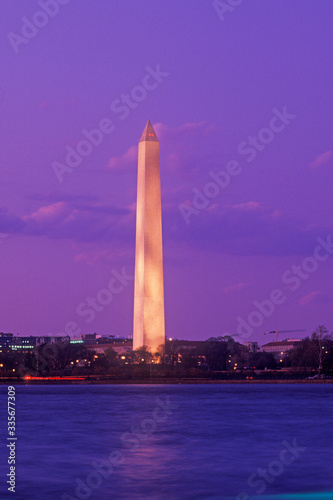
232 201 261 211
21 201 134 242
155 121 214 173
223 283 246 294
154 120 214 139
107 145 137 171
74 249 130 266
23 202 68 222
74 250 110 265
309 150 333 170
299 291 322 306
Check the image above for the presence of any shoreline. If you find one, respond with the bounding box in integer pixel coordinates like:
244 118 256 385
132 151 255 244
1 378 333 385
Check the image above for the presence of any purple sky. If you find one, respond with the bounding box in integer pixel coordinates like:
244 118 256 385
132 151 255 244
1 0 333 344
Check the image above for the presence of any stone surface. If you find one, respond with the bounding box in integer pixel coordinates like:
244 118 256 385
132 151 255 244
133 120 165 353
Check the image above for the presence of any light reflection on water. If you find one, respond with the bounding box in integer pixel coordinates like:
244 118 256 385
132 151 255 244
0 384 332 500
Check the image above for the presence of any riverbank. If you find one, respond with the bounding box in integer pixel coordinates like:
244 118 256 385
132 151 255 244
1 377 333 385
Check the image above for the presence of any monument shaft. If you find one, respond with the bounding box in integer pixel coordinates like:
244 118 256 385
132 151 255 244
133 121 165 352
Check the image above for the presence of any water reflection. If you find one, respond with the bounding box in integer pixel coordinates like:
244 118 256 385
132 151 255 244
0 384 332 499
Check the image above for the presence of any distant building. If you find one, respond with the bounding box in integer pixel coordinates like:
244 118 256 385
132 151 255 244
0 333 14 353
80 333 101 345
0 333 72 354
170 340 206 351
79 335 133 354
0 332 134 355
244 341 259 353
86 339 133 355
0 333 36 353
165 340 207 364
35 336 70 346
81 333 129 344
260 339 302 360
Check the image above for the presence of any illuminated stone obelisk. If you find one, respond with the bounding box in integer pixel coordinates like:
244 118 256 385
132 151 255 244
133 120 165 352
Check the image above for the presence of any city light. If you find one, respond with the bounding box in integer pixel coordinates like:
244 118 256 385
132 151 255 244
24 376 85 381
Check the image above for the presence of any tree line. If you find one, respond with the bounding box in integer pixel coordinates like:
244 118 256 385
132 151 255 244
0 325 332 379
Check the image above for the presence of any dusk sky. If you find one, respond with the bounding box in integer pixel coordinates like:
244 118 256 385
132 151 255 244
1 0 332 344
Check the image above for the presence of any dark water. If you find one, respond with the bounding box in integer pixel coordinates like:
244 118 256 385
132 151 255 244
0 384 333 500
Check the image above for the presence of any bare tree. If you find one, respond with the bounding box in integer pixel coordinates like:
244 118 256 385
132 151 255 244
134 345 153 364
311 325 332 375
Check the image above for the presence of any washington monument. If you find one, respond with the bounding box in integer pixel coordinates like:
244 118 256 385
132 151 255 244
133 120 165 352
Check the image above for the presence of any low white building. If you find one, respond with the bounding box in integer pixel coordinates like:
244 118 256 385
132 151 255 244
260 339 302 360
